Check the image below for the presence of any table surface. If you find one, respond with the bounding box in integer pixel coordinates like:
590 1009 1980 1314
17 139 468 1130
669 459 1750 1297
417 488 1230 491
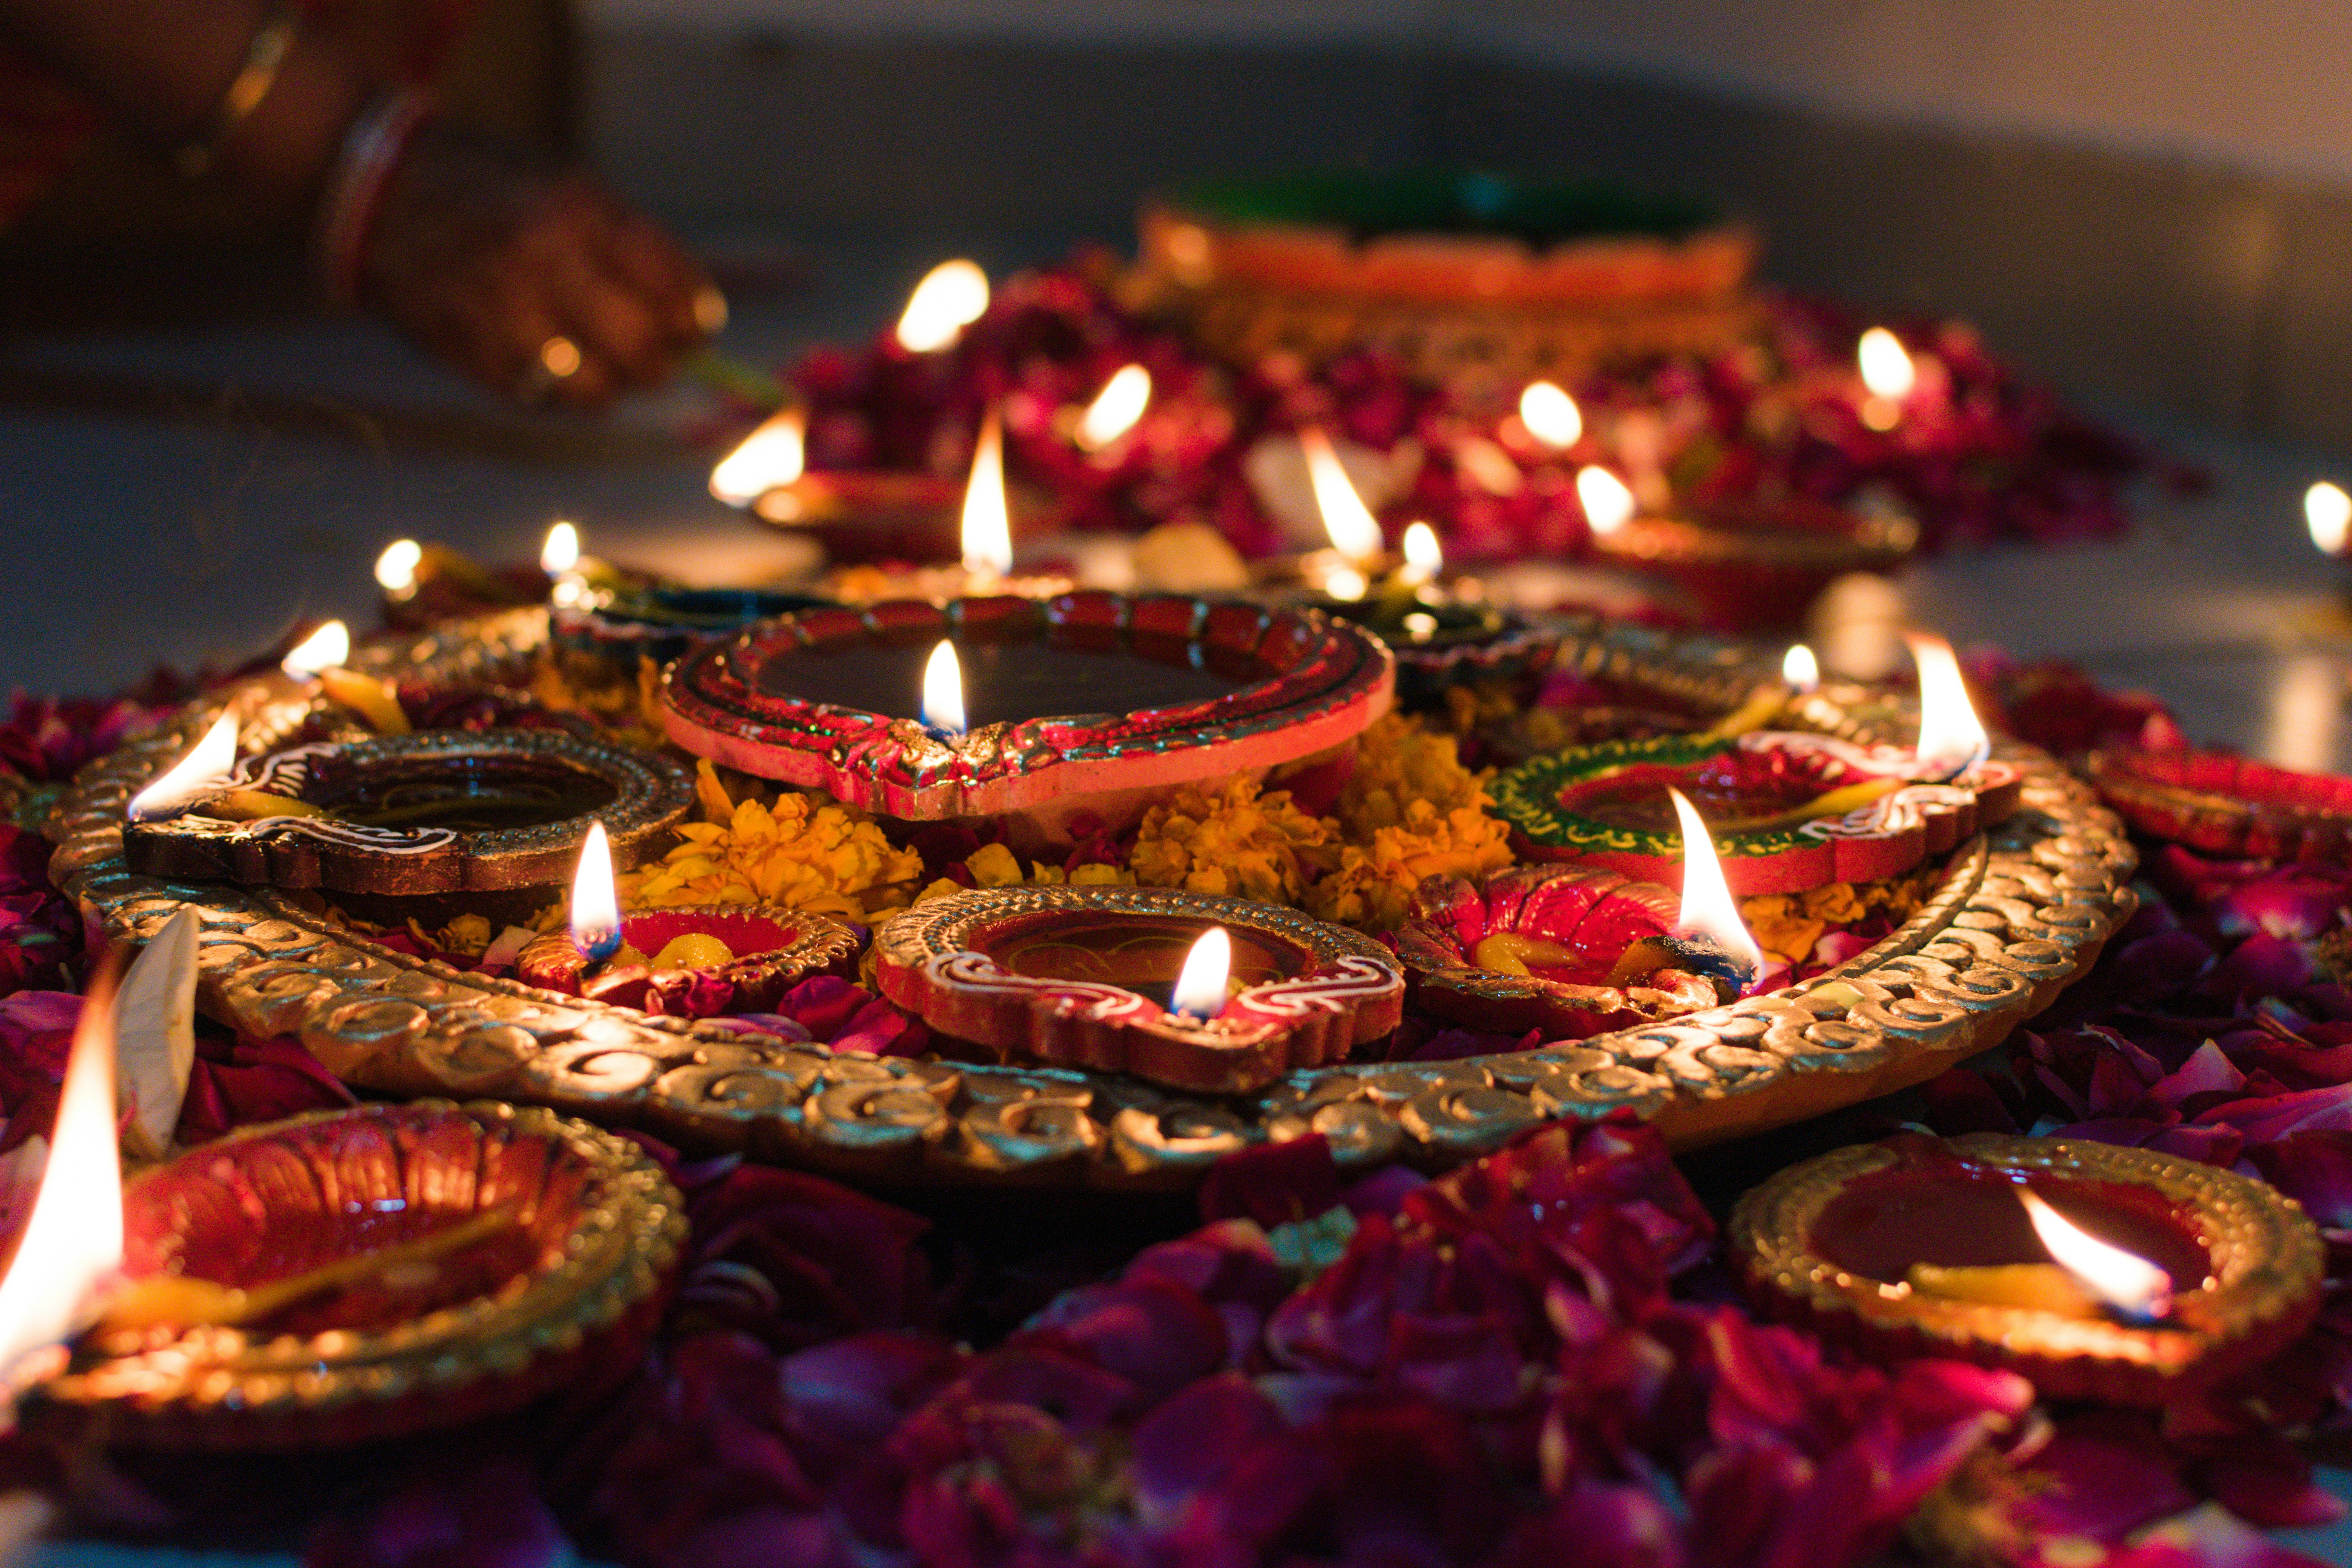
4 234 2351 1564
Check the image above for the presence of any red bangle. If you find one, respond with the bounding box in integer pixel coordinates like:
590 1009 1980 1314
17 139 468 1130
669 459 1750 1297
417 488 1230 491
314 87 434 309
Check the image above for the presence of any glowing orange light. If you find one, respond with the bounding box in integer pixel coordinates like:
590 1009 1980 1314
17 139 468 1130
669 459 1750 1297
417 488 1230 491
1401 522 1443 586
1859 328 1916 399
961 408 1014 583
1170 926 1232 1020
2019 1188 2172 1318
2307 481 2351 557
1576 465 1635 537
1668 786 1765 976
374 539 422 595
922 640 966 737
710 408 806 505
1518 380 1583 449
897 260 989 353
1076 364 1151 452
1907 634 1988 775
125 713 239 823
1299 426 1385 562
1782 643 1820 693
281 620 350 681
540 522 581 577
569 822 622 963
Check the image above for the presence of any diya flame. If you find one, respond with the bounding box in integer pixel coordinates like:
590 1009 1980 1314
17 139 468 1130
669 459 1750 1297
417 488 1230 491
1668 786 1765 982
1299 425 1385 564
922 641 966 737
1907 634 1989 777
897 259 989 354
2019 1188 2172 1320
1171 927 1232 1021
126 711 240 823
961 408 1015 583
570 821 623 963
710 408 806 506
1076 364 1151 452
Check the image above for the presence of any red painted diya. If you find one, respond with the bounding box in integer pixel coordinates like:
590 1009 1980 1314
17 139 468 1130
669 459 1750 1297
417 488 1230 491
516 903 861 1017
2087 748 2352 862
1729 1134 2324 1406
1492 731 2023 895
873 885 1404 1093
1590 498 1917 633
25 1101 685 1450
1390 865 1723 1038
663 592 1393 839
752 469 1024 564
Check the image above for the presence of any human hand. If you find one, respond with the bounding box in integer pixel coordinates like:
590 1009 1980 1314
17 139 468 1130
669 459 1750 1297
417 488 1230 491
354 122 720 408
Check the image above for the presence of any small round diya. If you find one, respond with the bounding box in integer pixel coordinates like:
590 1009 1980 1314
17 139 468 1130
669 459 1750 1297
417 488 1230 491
552 583 837 686
122 730 694 896
2087 748 2352 862
516 903 862 1016
873 885 1405 1094
1590 499 1918 633
749 469 970 563
1492 731 2024 895
663 592 1393 836
1390 864 1723 1038
25 1100 686 1450
1729 1133 2324 1406
1305 593 1560 709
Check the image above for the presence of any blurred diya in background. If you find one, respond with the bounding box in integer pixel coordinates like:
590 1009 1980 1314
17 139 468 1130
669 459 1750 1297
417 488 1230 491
550 578 837 688
121 724 693 897
662 590 1392 844
1729 1133 2323 1406
2087 747 2352 863
376 524 631 632
873 885 1403 1093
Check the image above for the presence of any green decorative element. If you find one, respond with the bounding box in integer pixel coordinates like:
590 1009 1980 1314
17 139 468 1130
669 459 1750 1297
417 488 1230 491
1492 733 1815 864
1167 170 1723 246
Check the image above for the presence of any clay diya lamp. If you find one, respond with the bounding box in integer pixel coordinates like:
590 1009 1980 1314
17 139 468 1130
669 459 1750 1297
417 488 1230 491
1729 1133 2325 1406
1303 524 1561 710
1588 495 1917 634
120 725 693 896
1390 864 1735 1039
551 581 838 688
515 823 860 1016
873 885 1404 1093
2087 748 2352 862
662 590 1393 846
20 1100 686 1450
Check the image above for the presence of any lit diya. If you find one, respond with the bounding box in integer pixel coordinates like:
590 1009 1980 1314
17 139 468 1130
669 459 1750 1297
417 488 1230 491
120 722 693 896
2087 748 2352 862
1729 1133 2324 1406
1492 636 2021 895
515 822 860 1016
662 591 1393 842
552 579 837 688
873 885 1404 1093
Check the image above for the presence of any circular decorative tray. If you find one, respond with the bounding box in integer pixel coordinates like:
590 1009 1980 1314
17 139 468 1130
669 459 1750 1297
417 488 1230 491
50 608 2138 1190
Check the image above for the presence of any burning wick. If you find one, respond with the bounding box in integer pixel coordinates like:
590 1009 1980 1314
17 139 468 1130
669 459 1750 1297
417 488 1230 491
1299 425 1385 564
710 408 806 506
1400 522 1443 589
281 620 350 682
922 640 966 739
2306 481 2351 557
374 539 423 596
125 712 240 823
569 822 623 964
897 259 989 354
1076 364 1151 452
1667 786 1764 993
1518 380 1582 450
1907 633 1989 781
961 408 1014 586
1858 327 1916 432
1575 465 1635 537
1170 926 1232 1021
541 521 581 578
2018 1187 2173 1323
1782 643 1820 694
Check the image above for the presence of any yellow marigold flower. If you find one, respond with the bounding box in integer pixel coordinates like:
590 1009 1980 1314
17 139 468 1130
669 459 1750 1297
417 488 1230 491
1132 776 1335 907
618 790 920 921
1739 894 1825 969
1800 881 1869 926
1307 799 1513 934
1336 713 1495 839
909 848 1138 909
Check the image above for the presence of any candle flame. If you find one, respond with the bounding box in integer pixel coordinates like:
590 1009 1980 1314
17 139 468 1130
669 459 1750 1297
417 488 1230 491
281 620 350 680
1576 465 1636 537
125 712 239 823
0 955 125 1378
1908 634 1989 777
1324 567 1369 602
1782 643 1820 693
1076 364 1151 452
896 259 989 354
2018 1187 2172 1319
922 640 966 737
710 408 806 505
1171 926 1232 1020
1401 522 1443 584
1668 787 1765 976
1299 426 1385 563
2308 481 2352 557
569 822 622 963
962 408 1014 581
374 539 422 594
1858 328 1917 399
1518 380 1583 449
541 521 581 577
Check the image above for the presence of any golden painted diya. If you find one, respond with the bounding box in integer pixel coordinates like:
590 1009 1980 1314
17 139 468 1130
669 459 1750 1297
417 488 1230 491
1729 1133 2324 1406
25 1101 686 1449
873 885 1404 1093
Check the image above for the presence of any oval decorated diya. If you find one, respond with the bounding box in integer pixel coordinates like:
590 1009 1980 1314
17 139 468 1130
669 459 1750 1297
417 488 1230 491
1390 864 1721 1038
1590 499 1918 633
1492 730 2023 895
2087 748 2352 862
24 1100 686 1450
552 582 838 686
517 902 862 1015
662 592 1394 833
122 730 694 896
1308 594 1560 709
1729 1133 2324 1406
873 885 1405 1094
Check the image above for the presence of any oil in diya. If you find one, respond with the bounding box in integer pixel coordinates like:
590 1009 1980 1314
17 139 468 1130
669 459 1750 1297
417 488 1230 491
1730 1133 2324 1406
516 820 858 1016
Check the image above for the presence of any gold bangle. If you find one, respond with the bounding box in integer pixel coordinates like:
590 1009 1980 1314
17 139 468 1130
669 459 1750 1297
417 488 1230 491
172 1 301 178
